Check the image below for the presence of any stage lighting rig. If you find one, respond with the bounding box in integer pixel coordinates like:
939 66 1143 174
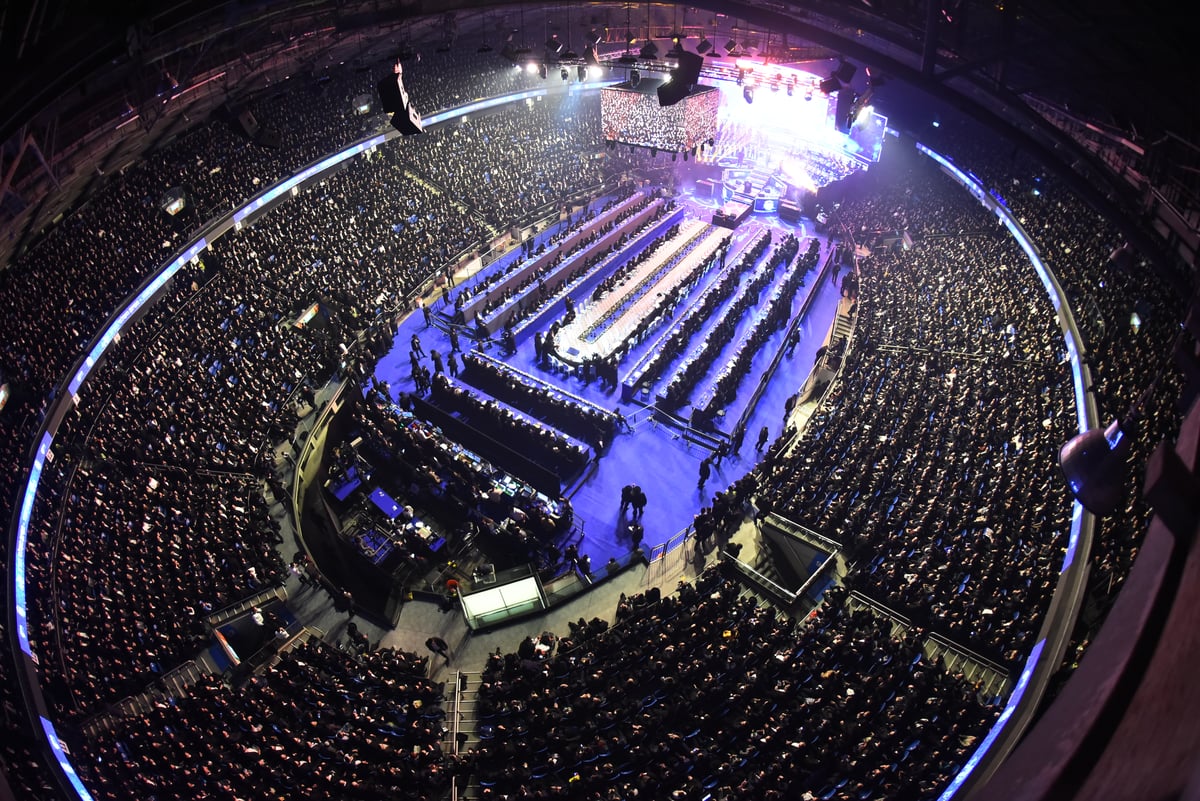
640 40 659 60
696 36 712 54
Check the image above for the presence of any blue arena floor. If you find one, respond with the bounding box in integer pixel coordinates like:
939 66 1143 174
374 200 842 571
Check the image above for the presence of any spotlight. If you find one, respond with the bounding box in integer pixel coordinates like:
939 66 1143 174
525 62 539 75
819 77 840 94
696 37 712 55
546 36 564 56
586 29 603 46
743 85 754 104
724 39 738 55
835 60 857 83
640 40 659 59
630 69 640 88
627 33 637 46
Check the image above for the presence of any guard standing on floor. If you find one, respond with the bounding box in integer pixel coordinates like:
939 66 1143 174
698 457 711 489
756 425 770 452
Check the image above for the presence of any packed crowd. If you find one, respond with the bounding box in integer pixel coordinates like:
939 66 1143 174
0 35 1186 801
925 121 1187 630
400 95 609 232
5 51 608 753
79 639 454 801
754 158 1076 663
471 568 997 801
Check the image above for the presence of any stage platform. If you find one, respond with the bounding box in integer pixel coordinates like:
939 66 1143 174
713 200 752 229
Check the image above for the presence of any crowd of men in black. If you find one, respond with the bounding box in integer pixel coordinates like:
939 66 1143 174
753 157 1076 665
469 568 996 801
693 236 816 428
472 190 661 327
0 42 1182 801
490 199 675 337
460 191 635 321
0 50 607 797
634 228 771 399
357 389 571 569
923 121 1187 653
659 232 798 412
459 352 620 449
80 639 455 801
429 373 590 479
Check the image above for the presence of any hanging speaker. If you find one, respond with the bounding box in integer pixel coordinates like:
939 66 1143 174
390 103 424 136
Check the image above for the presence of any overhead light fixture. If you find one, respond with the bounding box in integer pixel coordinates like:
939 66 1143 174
724 39 739 55
696 37 712 55
835 60 857 83
587 29 603 46
525 62 539 75
819 77 840 94
640 40 659 59
546 36 564 56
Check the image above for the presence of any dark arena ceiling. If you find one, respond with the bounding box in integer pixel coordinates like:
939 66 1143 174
0 0 1196 272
